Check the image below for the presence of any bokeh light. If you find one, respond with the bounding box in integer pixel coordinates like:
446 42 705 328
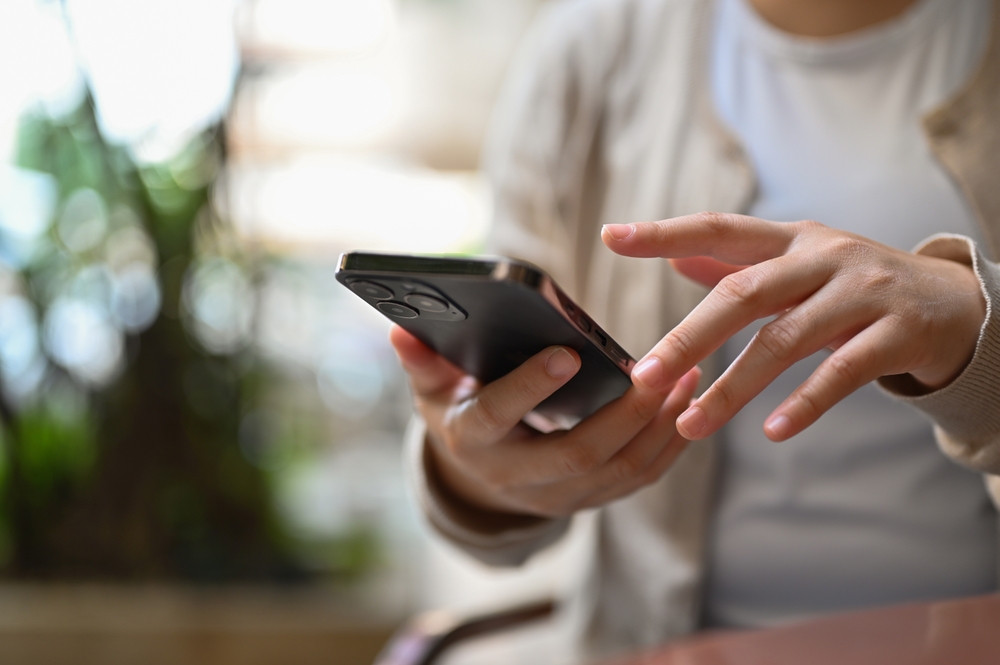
64 0 240 161
227 157 488 253
0 294 46 401
56 187 108 254
43 294 124 386
316 331 386 419
0 166 59 268
0 0 83 161
0 0 556 646
249 0 395 54
111 263 162 333
253 64 398 148
184 256 255 355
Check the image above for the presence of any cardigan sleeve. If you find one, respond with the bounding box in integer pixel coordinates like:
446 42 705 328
878 234 1000 507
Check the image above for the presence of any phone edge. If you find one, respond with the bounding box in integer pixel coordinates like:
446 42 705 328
336 251 636 375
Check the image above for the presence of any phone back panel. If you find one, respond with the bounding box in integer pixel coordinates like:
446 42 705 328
336 253 635 425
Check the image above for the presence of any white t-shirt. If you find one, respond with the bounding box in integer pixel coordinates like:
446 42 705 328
705 0 998 628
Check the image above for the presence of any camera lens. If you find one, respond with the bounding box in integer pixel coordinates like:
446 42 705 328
404 293 449 313
350 281 393 300
377 301 420 319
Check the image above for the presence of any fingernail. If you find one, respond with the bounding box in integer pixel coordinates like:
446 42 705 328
603 224 634 241
545 348 579 379
765 414 793 440
677 406 706 439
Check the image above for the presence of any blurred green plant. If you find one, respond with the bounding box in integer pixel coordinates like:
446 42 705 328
0 94 309 581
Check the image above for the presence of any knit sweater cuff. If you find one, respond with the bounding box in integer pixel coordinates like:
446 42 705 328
878 234 1000 474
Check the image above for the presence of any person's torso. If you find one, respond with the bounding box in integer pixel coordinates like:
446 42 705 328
703 0 998 628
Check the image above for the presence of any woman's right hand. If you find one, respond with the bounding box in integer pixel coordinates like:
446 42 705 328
390 325 702 519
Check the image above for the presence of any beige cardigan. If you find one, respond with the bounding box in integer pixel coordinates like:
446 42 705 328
408 0 1000 658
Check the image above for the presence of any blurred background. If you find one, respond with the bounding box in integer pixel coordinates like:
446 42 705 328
0 1 590 664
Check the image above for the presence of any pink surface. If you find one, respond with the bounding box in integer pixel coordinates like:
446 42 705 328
608 595 1000 665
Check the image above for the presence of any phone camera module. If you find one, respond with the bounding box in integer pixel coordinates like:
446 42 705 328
377 301 420 319
350 281 394 300
404 293 449 313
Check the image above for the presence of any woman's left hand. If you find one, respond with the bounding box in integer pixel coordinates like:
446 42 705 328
602 212 986 442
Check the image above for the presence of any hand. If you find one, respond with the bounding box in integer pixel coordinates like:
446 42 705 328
602 212 986 442
389 325 702 518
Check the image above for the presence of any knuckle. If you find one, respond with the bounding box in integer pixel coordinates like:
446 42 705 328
561 444 602 477
912 309 938 344
625 392 659 422
829 236 874 265
510 369 545 400
795 388 824 421
796 219 825 233
716 270 764 308
470 394 507 434
755 317 800 363
612 450 647 483
707 210 736 227
890 302 932 350
826 352 863 388
691 210 722 227
666 327 697 365
710 378 739 413
858 263 897 294
697 212 742 239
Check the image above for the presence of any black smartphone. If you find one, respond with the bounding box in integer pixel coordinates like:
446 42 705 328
335 251 635 430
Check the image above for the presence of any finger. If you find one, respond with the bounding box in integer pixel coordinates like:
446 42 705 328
571 366 701 503
632 253 833 393
578 431 690 510
602 212 802 265
449 346 581 448
389 325 465 397
675 283 875 440
508 368 699 516
763 320 902 441
500 380 672 485
670 256 749 288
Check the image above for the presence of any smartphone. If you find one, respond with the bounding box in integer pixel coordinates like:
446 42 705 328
335 251 635 430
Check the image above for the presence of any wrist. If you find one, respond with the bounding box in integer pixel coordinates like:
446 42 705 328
909 258 986 391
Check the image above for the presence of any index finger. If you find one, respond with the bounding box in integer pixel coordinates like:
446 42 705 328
602 212 801 265
389 325 465 397
629 251 832 395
